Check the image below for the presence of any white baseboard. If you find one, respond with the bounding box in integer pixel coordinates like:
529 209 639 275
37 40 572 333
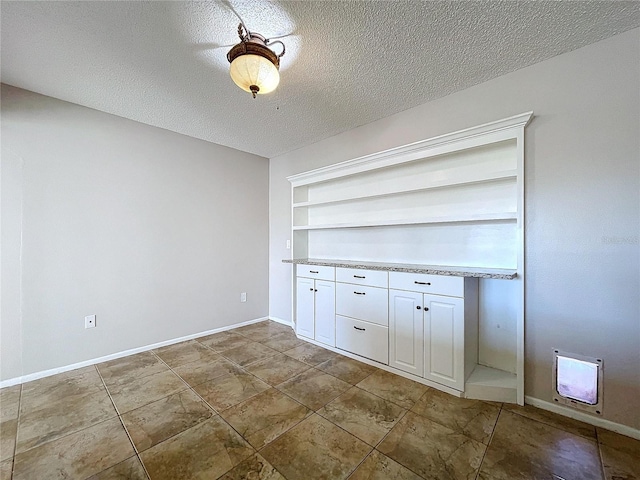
0 316 269 389
268 316 293 328
525 395 640 441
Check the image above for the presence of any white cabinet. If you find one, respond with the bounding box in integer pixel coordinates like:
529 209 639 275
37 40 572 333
336 316 389 364
334 268 389 364
314 280 336 346
423 294 465 389
296 269 336 347
389 273 477 391
336 283 388 327
389 289 424 377
296 277 315 339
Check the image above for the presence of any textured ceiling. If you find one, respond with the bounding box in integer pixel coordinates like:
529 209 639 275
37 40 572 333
2 1 639 158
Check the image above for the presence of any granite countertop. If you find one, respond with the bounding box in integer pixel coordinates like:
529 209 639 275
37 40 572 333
282 258 517 280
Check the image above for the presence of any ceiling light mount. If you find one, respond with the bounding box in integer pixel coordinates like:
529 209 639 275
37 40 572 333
227 23 285 98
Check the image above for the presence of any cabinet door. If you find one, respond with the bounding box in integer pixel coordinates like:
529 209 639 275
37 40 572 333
314 280 336 346
296 277 315 339
389 289 424 376
423 294 465 390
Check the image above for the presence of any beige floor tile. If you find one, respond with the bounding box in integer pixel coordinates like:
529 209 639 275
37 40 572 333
378 411 485 480
283 342 341 366
0 419 16 461
107 370 187 414
87 455 148 479
411 388 500 444
16 390 117 454
20 367 104 412
478 410 602 480
139 416 254 480
261 414 372 480
317 355 376 385
348 450 422 480
197 331 254 352
0 386 21 422
318 387 407 446
260 331 305 352
193 369 270 411
97 352 168 387
218 453 286 480
234 321 291 341
13 417 134 480
597 428 640 480
0 458 12 480
222 342 279 367
220 388 310 449
356 369 429 410
152 340 220 368
172 355 240 387
245 353 311 386
503 403 597 439
276 368 351 411
121 389 214 452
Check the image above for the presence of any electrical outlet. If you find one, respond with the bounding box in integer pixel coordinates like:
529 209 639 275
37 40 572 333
286 240 291 249
85 315 96 329
240 292 247 303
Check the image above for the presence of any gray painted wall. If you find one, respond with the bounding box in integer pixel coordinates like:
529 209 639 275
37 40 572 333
269 29 640 429
1 85 269 379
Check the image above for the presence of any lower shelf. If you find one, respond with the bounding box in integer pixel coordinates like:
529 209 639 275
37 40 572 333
465 364 517 403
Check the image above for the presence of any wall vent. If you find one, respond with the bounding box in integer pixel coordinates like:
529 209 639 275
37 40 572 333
552 349 603 415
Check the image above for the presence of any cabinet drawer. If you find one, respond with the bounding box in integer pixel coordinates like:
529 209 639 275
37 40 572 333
336 316 389 365
336 268 388 288
389 272 464 297
336 283 388 326
297 264 335 281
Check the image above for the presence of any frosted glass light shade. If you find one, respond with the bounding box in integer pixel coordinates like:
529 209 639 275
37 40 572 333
229 54 280 95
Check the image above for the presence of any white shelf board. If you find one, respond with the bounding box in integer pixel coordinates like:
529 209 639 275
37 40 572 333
292 212 518 230
465 364 517 403
292 170 517 209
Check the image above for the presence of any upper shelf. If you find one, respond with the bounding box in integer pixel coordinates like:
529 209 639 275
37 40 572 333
292 211 517 230
292 169 517 208
282 258 517 280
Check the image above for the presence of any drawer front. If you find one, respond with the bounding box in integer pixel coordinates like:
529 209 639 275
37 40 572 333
389 272 464 297
336 268 388 288
297 264 335 281
336 283 388 326
335 315 389 365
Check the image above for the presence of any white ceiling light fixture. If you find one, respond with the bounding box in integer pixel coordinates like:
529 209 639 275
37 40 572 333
227 23 285 98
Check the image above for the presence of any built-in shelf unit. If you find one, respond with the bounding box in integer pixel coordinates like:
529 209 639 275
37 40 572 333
286 112 532 404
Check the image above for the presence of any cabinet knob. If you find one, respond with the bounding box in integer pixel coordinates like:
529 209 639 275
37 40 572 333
414 281 431 286
424 307 429 311
309 288 314 291
353 291 366 295
416 306 421 310
353 326 366 331
314 289 318 292
310 270 319 274
354 275 365 279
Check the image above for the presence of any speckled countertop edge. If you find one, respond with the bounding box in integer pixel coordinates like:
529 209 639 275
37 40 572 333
282 258 517 280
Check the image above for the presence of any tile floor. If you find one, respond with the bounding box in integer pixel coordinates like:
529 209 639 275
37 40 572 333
0 319 638 480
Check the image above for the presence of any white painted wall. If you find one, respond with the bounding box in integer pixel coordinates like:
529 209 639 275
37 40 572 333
1 85 269 380
269 29 640 429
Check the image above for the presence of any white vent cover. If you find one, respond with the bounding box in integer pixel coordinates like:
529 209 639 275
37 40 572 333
553 349 603 415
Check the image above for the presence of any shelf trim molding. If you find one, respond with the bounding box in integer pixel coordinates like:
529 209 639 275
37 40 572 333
287 112 533 186
292 169 518 208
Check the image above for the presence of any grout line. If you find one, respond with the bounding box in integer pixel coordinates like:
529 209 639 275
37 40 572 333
94 363 152 479
8 382 23 477
595 427 607 480
474 405 502 480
